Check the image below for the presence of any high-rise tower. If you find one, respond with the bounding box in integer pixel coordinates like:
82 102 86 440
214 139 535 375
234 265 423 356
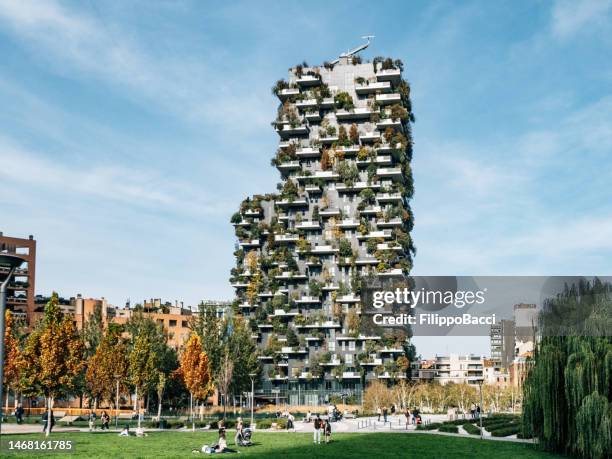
230 48 415 405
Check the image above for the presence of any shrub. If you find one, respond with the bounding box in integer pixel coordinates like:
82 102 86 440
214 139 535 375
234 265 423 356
417 422 441 431
462 423 481 435
256 419 272 429
439 424 459 433
490 425 521 437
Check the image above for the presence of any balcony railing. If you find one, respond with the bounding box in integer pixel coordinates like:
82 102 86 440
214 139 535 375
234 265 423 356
375 93 401 105
376 68 401 83
335 107 376 120
296 75 321 86
295 220 320 230
296 146 320 158
276 124 309 138
278 88 300 100
376 167 403 178
355 81 392 95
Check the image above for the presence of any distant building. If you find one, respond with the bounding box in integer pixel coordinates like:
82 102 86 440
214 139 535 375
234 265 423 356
411 354 486 386
490 303 537 371
490 319 515 370
0 232 36 323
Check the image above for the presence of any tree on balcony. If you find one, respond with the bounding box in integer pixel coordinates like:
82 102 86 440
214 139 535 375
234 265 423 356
337 160 359 187
334 92 354 111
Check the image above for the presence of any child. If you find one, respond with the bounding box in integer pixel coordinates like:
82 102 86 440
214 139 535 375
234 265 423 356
324 419 332 443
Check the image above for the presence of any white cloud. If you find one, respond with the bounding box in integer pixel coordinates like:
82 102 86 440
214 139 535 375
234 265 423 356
551 0 612 40
0 137 231 216
0 0 272 132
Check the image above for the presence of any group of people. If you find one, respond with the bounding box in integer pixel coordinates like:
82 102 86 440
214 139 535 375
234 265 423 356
405 407 422 427
88 410 111 431
470 403 482 419
312 414 332 444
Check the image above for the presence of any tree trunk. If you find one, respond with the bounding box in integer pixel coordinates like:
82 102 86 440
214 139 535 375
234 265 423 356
157 392 162 421
5 387 9 413
136 387 141 429
46 396 53 437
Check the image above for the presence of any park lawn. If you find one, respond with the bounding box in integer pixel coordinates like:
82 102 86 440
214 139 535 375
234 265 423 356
1 431 564 458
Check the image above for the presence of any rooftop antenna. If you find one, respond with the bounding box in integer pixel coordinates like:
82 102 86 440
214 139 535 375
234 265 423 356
330 35 375 65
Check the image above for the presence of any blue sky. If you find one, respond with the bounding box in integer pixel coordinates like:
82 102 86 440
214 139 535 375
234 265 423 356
1 1 611 355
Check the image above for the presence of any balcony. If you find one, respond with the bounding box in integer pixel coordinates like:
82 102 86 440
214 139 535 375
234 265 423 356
296 75 321 86
356 155 391 166
296 146 320 158
376 243 402 251
322 284 339 291
335 107 375 120
296 171 339 182
280 346 308 354
359 205 382 215
360 358 383 366
357 230 392 239
359 132 380 143
295 98 318 110
376 217 402 228
336 294 360 303
295 220 320 230
239 239 260 248
320 97 335 109
231 281 249 288
295 295 321 304
278 88 300 100
232 219 251 227
275 198 308 207
304 184 321 193
318 135 339 145
319 208 341 217
340 372 361 379
275 272 308 280
336 181 381 192
276 160 301 172
376 68 401 84
376 119 402 130
321 359 343 367
380 347 404 353
376 193 402 203
258 291 274 298
310 244 338 254
355 257 378 265
338 219 359 228
243 208 262 216
305 111 321 122
376 167 403 179
334 145 360 156
274 234 300 243
377 268 404 276
355 81 392 95
276 124 309 138
269 309 299 319
375 93 401 105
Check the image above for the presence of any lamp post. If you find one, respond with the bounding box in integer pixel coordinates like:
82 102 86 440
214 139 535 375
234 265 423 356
249 373 256 428
0 254 25 437
477 379 484 440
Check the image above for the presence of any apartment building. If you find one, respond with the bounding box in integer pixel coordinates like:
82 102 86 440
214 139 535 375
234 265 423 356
230 49 416 405
490 303 537 371
412 354 486 386
490 319 515 370
0 232 36 323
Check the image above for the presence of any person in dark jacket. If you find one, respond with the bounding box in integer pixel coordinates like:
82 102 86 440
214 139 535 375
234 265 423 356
15 404 25 424
42 410 55 433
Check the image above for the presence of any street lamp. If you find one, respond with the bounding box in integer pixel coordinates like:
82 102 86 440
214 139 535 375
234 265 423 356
249 373 256 428
477 379 484 440
0 254 25 436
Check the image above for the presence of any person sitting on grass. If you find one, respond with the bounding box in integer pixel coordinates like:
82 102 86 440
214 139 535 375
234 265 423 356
119 425 130 436
136 426 147 437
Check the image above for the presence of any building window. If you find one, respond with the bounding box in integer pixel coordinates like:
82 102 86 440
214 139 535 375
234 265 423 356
349 341 355 351
329 342 335 351
345 354 353 364
169 320 177 327
182 321 188 328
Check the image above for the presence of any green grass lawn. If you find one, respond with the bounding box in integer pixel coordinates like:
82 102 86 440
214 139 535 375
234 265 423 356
0 431 564 458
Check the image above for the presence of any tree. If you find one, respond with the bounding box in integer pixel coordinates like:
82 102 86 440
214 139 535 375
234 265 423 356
363 380 393 412
3 310 22 411
190 302 225 384
179 334 212 428
82 302 104 358
127 318 165 428
20 293 84 436
218 349 234 420
226 318 260 402
349 124 359 144
85 328 128 409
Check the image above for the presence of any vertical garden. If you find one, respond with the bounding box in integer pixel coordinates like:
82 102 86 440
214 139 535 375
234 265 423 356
522 278 612 458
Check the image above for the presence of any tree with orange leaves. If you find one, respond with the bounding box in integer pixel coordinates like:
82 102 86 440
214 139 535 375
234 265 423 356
3 310 23 411
20 293 84 436
179 334 212 430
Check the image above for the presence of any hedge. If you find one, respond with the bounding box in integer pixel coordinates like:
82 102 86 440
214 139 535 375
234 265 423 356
417 422 441 431
462 423 481 435
438 424 459 433
490 425 521 437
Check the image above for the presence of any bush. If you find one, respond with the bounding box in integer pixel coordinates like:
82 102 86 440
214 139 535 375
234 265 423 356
490 425 521 437
462 423 481 435
256 419 272 429
517 431 533 439
439 424 459 433
443 419 468 425
417 422 441 431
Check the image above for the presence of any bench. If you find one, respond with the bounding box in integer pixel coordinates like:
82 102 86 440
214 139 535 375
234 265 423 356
117 413 135 420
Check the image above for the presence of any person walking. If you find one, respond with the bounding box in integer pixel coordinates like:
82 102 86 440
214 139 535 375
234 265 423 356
313 414 322 444
42 410 55 433
411 407 419 425
405 408 411 429
88 410 97 431
101 411 110 430
376 406 381 422
383 406 388 423
15 404 24 424
234 417 243 446
324 419 332 444
476 405 481 419
287 412 295 431
470 403 476 420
